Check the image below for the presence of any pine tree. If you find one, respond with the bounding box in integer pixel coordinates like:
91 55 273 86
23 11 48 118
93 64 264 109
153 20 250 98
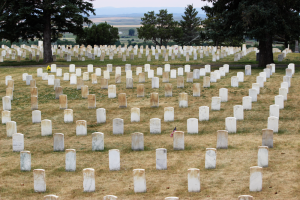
178 4 202 45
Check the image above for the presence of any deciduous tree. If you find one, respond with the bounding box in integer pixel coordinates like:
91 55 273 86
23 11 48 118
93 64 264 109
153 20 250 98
0 0 95 63
137 9 181 46
75 22 119 46
129 28 135 36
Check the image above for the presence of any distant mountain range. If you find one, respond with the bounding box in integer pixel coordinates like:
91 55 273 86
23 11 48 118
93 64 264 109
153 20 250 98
90 7 206 19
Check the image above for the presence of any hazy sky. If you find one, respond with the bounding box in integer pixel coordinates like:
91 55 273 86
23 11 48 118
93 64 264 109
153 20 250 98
92 0 212 8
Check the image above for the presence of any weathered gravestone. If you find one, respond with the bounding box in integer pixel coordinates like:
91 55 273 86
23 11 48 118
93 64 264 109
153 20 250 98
133 169 147 193
225 117 236 133
20 151 31 171
150 93 159 107
41 119 52 136
173 131 184 150
92 132 104 151
13 133 24 152
33 169 46 192
234 105 244 120
53 133 64 151
59 95 67 109
156 148 167 170
132 132 144 150
188 168 200 192
249 166 262 192
113 118 124 134
131 108 140 122
65 149 76 171
205 148 217 169
258 146 268 167
6 121 17 137
109 149 120 171
216 130 228 149
83 168 95 192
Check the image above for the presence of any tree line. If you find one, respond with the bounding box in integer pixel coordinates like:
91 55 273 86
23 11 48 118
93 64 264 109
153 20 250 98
1 1 299 67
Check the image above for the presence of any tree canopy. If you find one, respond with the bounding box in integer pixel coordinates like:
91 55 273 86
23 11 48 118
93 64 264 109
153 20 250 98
174 4 202 46
129 28 135 36
0 0 95 63
137 9 182 46
75 22 119 46
202 0 300 67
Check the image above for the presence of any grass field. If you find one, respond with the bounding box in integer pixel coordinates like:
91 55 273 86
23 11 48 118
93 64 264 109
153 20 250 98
0 64 299 199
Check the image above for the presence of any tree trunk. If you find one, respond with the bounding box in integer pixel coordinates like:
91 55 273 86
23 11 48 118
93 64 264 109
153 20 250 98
43 7 53 63
258 36 273 68
284 40 288 49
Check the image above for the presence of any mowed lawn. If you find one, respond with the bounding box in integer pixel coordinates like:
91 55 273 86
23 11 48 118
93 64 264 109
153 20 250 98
0 65 299 200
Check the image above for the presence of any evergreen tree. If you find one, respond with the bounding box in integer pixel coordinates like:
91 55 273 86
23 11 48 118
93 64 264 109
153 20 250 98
175 4 202 46
202 0 300 67
0 0 95 63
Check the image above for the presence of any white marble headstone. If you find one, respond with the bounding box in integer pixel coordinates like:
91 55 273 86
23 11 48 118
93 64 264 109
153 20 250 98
33 169 46 192
150 118 161 134
249 166 262 192
20 151 31 171
76 120 87 136
188 168 200 192
113 118 124 134
205 148 216 169
133 169 146 193
92 132 104 151
199 106 209 121
267 116 278 133
258 146 268 167
13 133 24 152
65 149 76 171
41 119 52 136
156 148 167 170
187 118 198 134
83 168 95 192
131 108 140 122
109 149 120 171
96 108 106 123
225 117 236 133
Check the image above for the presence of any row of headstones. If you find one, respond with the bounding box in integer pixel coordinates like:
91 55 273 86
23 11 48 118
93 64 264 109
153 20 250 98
37 63 228 83
47 63 213 75
17 63 293 91
50 47 235 62
7 64 223 108
37 65 218 86
2 87 286 124
31 166 264 193
2 64 293 125
2 98 282 136
2 66 290 135
17 66 289 110
3 63 228 109
227 64 292 133
41 195 255 200
12 126 274 159
25 130 271 194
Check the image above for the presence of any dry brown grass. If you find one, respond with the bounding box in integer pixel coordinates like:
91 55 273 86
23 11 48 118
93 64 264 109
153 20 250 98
0 66 299 200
